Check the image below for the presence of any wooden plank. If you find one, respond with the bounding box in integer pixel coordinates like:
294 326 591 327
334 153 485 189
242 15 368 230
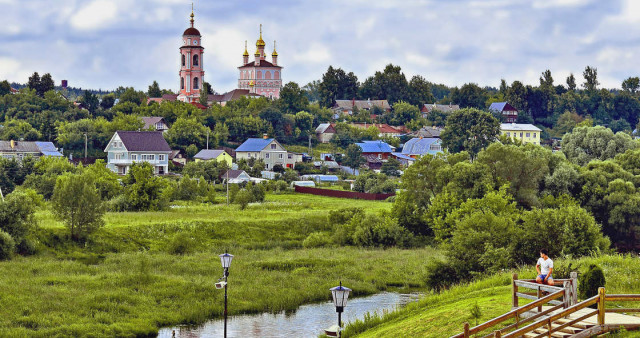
498 304 564 334
606 294 640 301
605 308 640 313
516 292 541 301
515 281 563 293
569 325 603 338
545 309 597 336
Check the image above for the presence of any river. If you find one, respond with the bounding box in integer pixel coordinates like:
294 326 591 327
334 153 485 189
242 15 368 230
158 291 421 338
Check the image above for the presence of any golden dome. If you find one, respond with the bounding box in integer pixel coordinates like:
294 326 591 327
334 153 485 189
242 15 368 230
272 40 278 56
243 41 249 56
256 24 265 47
255 48 261 56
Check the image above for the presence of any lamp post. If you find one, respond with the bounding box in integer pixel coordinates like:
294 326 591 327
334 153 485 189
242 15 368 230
219 251 233 338
330 281 352 336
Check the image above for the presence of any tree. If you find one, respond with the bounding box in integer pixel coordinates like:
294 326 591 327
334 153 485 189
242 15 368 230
343 144 365 170
0 189 37 247
119 87 147 106
539 70 554 88
100 94 116 110
452 83 488 109
506 81 527 111
39 73 55 96
51 173 105 241
81 90 99 113
566 73 577 91
122 162 168 211
441 108 501 159
0 80 11 96
359 64 410 105
582 66 599 92
279 82 309 114
165 117 209 152
562 126 637 165
27 72 40 94
622 77 640 94
199 81 212 106
318 66 359 107
302 80 321 102
148 81 162 98
387 101 420 126
408 75 435 107
380 157 401 176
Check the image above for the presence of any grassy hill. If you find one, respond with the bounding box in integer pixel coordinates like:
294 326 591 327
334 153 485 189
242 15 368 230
344 254 640 337
0 193 443 337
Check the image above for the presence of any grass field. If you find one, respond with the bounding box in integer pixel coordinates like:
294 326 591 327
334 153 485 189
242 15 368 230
345 254 640 337
0 193 446 337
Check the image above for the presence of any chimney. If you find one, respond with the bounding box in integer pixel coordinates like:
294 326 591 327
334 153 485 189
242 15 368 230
263 133 268 139
10 140 15 149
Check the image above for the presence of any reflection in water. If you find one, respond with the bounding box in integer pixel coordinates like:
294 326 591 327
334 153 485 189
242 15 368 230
158 292 421 338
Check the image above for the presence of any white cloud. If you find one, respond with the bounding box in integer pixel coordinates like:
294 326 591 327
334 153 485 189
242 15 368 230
291 43 332 64
0 57 30 83
70 0 118 31
532 0 591 9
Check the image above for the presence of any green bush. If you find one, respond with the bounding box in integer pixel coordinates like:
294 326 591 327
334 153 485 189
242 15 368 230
351 213 413 248
328 207 364 225
0 230 15 260
106 194 128 212
166 232 196 255
235 189 252 210
424 259 459 291
16 238 37 256
302 232 332 248
579 264 606 299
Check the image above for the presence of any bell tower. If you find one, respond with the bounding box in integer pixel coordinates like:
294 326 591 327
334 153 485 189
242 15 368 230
178 6 204 103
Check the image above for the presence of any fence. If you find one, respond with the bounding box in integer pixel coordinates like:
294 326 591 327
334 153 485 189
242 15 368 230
294 185 395 200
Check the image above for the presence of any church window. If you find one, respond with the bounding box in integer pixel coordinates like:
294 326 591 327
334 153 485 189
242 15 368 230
257 71 262 79
182 55 185 67
181 77 184 90
265 72 272 80
274 71 280 80
193 54 199 66
193 77 199 90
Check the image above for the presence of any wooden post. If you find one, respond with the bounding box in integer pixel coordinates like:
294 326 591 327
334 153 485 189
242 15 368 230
597 287 605 325
493 330 501 338
570 272 578 305
537 285 543 312
563 280 570 309
463 322 470 338
512 273 518 308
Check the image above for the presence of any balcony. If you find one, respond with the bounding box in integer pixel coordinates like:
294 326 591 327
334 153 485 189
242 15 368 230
110 159 164 165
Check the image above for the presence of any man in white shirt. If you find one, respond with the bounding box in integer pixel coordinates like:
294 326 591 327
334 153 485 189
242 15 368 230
536 248 554 285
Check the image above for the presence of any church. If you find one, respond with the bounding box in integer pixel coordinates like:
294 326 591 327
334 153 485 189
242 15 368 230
174 9 283 104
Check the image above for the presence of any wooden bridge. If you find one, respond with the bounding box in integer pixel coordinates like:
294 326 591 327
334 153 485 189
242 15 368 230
451 273 640 338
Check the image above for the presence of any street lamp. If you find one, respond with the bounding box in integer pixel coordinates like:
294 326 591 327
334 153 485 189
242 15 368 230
218 251 233 338
330 281 352 335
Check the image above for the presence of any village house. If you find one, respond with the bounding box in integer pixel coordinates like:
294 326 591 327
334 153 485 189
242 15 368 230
0 140 63 161
500 123 541 145
400 137 444 157
141 117 170 132
356 140 394 170
490 102 519 123
221 169 251 184
235 136 299 170
105 131 172 175
421 103 460 118
349 123 406 138
332 99 391 117
408 126 443 138
193 149 233 167
315 123 336 143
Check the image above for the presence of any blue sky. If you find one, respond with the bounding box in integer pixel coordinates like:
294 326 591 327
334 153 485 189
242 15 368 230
1 0 639 93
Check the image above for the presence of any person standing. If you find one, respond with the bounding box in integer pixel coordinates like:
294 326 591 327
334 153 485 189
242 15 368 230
536 248 554 286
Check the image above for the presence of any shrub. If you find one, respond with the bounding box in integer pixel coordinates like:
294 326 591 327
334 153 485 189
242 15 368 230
328 207 364 225
0 189 38 244
0 230 15 260
579 264 606 299
235 189 252 210
424 259 459 291
166 232 196 255
16 238 37 256
351 213 413 248
302 232 332 248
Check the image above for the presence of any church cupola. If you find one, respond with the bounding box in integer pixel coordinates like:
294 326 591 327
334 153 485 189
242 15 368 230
243 40 249 64
256 24 266 60
255 47 261 65
178 5 204 103
272 40 278 66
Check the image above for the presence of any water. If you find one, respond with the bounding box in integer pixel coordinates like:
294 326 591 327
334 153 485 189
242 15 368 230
158 291 421 338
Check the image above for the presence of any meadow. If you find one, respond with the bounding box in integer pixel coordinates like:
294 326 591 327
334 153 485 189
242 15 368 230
0 193 443 337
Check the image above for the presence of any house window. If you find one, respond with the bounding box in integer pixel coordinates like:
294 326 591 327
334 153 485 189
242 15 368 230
534 133 537 138
159 155 165 161
526 133 530 137
265 163 269 169
193 54 199 66
506 132 510 137
279 153 283 159
194 77 199 90
288 154 292 159
131 154 137 161
181 77 185 90
115 153 123 160
182 55 185 67
520 132 523 137
265 153 270 159
271 144 276 149
378 154 382 159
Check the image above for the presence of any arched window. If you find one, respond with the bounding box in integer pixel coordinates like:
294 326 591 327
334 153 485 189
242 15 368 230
193 77 199 90
181 77 184 90
193 54 199 66
274 71 280 79
257 71 262 79
182 55 185 67
265 71 272 80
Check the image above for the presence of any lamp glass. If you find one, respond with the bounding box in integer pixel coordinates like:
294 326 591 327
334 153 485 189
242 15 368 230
330 284 352 308
219 253 233 269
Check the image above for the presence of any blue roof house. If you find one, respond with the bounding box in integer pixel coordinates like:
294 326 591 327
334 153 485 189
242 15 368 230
401 137 444 157
236 137 300 170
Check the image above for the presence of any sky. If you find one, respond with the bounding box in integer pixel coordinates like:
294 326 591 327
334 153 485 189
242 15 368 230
1 0 640 93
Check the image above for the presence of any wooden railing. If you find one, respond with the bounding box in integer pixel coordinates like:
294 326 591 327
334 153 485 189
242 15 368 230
453 285 640 338
512 272 578 310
